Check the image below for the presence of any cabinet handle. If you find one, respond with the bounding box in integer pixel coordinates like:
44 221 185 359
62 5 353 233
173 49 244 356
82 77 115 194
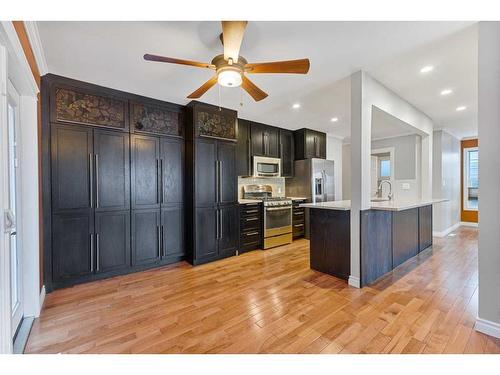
90 233 94 272
156 159 160 204
95 154 99 208
247 139 251 173
216 210 219 239
160 159 163 204
245 231 259 236
246 209 259 213
294 224 304 228
96 233 100 271
294 211 304 215
219 161 223 202
215 160 219 203
219 210 223 239
157 225 161 258
246 217 259 221
161 225 164 257
89 154 93 208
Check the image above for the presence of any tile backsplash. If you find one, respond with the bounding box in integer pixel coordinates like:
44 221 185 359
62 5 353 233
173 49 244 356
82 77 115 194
237 177 286 198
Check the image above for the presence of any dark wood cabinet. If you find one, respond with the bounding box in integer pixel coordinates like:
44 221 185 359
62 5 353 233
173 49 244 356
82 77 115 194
94 130 130 211
160 137 184 205
392 208 419 268
236 119 252 176
131 209 161 266
95 210 130 273
161 206 185 260
194 207 218 261
131 135 160 210
51 124 93 212
195 138 217 207
418 205 433 252
280 129 294 177
218 205 239 256
130 100 183 137
294 128 326 160
188 101 237 141
239 202 263 253
218 142 238 205
292 199 306 239
52 211 94 283
250 122 279 158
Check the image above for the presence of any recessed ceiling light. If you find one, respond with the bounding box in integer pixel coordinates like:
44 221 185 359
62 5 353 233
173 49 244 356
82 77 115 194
331 117 338 122
420 65 434 73
456 106 467 111
440 89 453 96
292 103 301 109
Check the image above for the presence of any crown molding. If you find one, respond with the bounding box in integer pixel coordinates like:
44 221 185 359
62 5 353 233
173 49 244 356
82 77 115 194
24 21 48 76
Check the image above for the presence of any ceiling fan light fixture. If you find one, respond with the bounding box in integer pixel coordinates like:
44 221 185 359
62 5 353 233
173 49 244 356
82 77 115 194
217 67 242 87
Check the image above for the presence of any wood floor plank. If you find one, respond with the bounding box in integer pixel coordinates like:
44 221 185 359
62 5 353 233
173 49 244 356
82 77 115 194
25 227 500 354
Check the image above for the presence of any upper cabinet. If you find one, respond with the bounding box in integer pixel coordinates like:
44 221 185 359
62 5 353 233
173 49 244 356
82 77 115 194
236 119 252 177
279 129 294 177
250 121 279 158
130 100 184 137
51 84 128 131
186 101 237 141
294 128 326 160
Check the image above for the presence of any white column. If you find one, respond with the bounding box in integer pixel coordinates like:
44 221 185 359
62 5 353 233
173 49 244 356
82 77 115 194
476 21 500 339
349 71 372 288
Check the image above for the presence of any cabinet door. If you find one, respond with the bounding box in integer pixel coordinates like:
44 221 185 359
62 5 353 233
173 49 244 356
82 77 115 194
131 101 183 137
265 127 280 158
195 138 217 207
304 130 316 159
94 130 130 211
218 205 239 256
51 124 93 212
236 119 251 176
280 129 294 177
195 207 218 260
217 141 237 205
95 210 130 273
160 137 184 205
392 209 419 267
418 205 433 252
131 209 161 266
52 211 94 282
250 122 265 156
161 206 185 259
131 135 160 209
317 131 326 159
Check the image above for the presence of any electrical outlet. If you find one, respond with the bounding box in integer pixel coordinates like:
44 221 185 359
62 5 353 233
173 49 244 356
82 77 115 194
402 183 411 190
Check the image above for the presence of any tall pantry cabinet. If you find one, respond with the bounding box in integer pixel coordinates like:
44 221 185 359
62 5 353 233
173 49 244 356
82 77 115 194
42 74 185 291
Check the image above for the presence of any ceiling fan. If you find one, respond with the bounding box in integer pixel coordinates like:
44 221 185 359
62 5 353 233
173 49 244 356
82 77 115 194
143 21 310 102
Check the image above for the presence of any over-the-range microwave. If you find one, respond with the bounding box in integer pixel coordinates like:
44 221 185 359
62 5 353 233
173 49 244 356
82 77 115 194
253 156 281 178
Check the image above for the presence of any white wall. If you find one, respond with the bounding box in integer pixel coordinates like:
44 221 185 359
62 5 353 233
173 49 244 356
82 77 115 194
432 130 461 236
476 21 500 338
326 135 343 200
342 144 351 200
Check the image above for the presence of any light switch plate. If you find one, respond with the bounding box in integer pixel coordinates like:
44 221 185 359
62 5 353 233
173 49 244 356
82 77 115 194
402 183 411 190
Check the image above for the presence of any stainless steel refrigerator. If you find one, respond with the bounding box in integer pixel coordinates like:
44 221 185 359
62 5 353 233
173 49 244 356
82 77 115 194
285 158 335 238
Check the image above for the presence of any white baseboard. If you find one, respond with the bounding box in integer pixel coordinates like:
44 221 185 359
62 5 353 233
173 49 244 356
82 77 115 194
348 276 360 289
461 221 479 227
38 285 46 317
433 222 461 237
475 317 500 339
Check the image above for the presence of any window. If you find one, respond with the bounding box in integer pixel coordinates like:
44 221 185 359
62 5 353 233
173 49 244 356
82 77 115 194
464 147 478 210
378 157 391 180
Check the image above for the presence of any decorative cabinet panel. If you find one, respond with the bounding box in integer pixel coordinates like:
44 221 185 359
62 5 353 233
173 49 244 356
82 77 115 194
131 101 184 137
52 86 127 130
188 101 237 141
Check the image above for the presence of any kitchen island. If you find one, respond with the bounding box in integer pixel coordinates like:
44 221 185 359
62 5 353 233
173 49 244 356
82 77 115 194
301 199 446 287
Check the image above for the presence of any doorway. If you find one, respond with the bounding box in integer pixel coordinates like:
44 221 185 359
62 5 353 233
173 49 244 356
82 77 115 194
461 139 478 223
7 81 23 337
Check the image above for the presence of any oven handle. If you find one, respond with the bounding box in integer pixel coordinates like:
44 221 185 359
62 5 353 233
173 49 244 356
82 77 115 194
266 206 292 211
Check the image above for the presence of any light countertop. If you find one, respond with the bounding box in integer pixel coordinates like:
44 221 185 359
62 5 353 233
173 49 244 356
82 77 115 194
288 197 308 201
238 199 262 204
300 198 447 212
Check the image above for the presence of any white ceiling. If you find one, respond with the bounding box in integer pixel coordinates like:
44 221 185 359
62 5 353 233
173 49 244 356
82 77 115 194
37 21 477 139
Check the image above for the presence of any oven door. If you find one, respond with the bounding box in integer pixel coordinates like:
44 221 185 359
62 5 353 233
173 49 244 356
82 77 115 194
264 206 292 237
253 157 281 177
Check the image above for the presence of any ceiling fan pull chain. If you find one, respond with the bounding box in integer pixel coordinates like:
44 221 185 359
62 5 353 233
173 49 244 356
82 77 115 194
240 86 243 107
218 84 222 111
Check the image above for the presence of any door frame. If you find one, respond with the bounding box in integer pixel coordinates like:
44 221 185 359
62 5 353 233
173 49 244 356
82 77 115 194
460 138 478 223
0 21 40 354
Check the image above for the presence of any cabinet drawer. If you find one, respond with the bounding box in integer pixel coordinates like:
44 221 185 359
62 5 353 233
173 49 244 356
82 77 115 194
293 223 305 238
241 216 261 230
241 230 261 245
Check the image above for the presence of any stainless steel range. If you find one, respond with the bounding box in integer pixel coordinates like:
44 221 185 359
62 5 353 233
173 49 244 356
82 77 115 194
243 185 292 249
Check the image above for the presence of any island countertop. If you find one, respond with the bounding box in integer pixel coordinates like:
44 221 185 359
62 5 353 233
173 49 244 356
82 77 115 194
300 198 447 211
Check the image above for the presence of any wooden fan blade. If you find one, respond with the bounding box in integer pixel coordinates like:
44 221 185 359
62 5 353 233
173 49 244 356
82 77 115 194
245 59 310 74
221 21 247 63
241 75 268 102
187 75 218 99
144 54 214 69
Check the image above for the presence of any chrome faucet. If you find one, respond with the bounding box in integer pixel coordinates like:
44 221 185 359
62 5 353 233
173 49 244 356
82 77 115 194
377 180 393 200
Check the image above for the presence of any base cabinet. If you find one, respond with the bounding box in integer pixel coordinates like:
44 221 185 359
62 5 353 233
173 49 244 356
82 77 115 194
161 206 185 260
392 208 419 268
219 205 239 256
194 207 218 262
131 209 161 266
95 210 130 273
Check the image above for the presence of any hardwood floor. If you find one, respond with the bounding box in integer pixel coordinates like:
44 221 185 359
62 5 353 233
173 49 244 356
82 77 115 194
26 227 500 354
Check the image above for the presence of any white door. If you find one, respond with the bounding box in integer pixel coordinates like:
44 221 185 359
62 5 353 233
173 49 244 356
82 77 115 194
7 80 22 337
